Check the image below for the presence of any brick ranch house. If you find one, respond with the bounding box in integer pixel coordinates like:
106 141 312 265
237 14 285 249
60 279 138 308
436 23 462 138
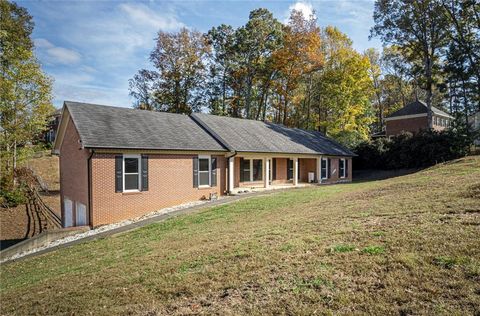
53 101 355 228
385 100 454 137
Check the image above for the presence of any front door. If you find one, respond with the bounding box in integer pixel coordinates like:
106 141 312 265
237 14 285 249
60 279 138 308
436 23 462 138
287 159 293 180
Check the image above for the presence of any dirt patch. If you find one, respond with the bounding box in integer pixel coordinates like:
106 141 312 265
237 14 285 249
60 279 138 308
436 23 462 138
0 206 28 250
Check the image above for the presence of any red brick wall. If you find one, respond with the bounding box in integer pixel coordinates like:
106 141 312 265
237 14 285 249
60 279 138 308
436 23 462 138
273 158 289 184
320 157 352 184
299 158 317 183
59 117 90 227
90 154 226 226
386 116 428 136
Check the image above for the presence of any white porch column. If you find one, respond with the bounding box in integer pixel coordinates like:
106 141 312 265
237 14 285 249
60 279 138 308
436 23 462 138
264 158 270 189
293 157 299 186
316 156 321 183
228 156 235 193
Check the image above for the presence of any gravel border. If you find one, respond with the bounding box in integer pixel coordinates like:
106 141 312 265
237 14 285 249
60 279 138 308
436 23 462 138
0 198 220 263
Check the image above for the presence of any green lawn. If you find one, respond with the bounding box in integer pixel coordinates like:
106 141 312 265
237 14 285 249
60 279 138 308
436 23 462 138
1 157 479 315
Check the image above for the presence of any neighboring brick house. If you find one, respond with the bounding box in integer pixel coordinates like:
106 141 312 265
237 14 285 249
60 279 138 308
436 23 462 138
385 100 454 137
53 101 355 227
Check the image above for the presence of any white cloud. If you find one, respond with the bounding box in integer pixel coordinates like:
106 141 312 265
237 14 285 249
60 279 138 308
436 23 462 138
119 3 184 31
34 38 81 65
285 1 316 22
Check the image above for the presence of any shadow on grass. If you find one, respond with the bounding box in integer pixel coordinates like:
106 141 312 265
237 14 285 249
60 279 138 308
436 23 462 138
0 238 26 251
353 168 423 183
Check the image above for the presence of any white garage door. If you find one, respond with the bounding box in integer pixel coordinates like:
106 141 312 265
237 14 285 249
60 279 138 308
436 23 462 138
76 202 87 226
64 198 73 227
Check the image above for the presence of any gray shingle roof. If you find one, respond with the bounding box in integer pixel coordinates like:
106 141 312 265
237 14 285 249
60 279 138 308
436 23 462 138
387 100 453 118
191 113 355 156
65 101 227 151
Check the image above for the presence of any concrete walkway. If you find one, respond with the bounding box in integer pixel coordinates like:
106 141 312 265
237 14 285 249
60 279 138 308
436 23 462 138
3 187 302 264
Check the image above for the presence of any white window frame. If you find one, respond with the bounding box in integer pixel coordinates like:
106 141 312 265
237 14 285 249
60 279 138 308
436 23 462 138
251 159 263 182
240 158 263 182
321 157 329 180
339 158 346 178
123 154 141 192
198 155 211 188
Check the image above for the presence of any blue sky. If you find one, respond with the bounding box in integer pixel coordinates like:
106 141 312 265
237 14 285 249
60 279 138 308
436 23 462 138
21 0 381 109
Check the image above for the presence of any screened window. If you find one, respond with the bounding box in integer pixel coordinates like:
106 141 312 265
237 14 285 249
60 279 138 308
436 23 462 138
321 158 328 179
198 156 210 186
124 155 140 191
252 159 263 181
339 159 346 178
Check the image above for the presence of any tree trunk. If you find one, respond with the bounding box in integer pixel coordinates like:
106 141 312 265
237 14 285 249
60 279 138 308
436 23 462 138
425 54 433 129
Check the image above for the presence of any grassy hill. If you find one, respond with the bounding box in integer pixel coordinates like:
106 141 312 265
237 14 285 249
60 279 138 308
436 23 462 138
1 157 479 315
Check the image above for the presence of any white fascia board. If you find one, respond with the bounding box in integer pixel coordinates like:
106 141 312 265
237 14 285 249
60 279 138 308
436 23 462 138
384 113 427 121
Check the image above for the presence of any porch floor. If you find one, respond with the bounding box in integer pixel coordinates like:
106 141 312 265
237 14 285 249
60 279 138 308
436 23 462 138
231 182 317 195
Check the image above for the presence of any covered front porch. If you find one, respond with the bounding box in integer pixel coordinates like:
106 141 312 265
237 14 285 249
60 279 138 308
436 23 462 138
227 153 327 194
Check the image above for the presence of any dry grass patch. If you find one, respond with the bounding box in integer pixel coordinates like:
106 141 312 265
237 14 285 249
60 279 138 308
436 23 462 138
1 156 479 315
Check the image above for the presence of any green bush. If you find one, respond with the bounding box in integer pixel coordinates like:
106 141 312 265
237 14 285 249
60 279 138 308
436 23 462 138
0 188 27 208
353 127 475 170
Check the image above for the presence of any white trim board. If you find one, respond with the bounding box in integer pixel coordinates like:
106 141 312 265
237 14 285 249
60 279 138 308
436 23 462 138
384 113 427 121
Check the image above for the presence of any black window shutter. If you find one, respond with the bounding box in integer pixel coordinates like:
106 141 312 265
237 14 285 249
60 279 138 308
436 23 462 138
211 157 217 187
328 158 331 178
272 158 276 180
193 156 198 188
115 155 123 192
141 155 148 191
345 159 349 178
240 158 244 182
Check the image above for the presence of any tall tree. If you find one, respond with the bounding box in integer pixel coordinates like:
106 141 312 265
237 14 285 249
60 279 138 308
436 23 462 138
233 8 283 118
365 48 384 131
371 0 449 128
205 24 235 116
0 0 53 189
272 9 322 126
129 28 210 114
441 0 480 113
313 26 374 146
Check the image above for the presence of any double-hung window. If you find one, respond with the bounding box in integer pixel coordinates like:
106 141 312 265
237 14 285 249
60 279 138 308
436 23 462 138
252 159 263 181
198 155 211 187
321 158 328 179
339 158 346 178
123 155 141 191
240 158 263 182
241 158 250 182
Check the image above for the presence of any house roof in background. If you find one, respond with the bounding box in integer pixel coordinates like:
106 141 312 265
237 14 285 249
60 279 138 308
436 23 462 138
386 100 453 119
192 113 355 156
63 101 227 151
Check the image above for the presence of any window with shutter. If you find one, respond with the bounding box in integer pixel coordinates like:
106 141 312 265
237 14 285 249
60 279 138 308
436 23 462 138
193 156 198 188
321 158 328 179
115 156 123 192
123 154 141 192
339 158 346 178
211 157 217 187
141 155 148 191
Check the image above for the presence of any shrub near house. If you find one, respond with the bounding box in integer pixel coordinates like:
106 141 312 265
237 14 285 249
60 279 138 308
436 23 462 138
354 127 473 170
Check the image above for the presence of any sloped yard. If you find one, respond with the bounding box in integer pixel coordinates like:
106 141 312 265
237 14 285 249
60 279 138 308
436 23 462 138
1 157 479 315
